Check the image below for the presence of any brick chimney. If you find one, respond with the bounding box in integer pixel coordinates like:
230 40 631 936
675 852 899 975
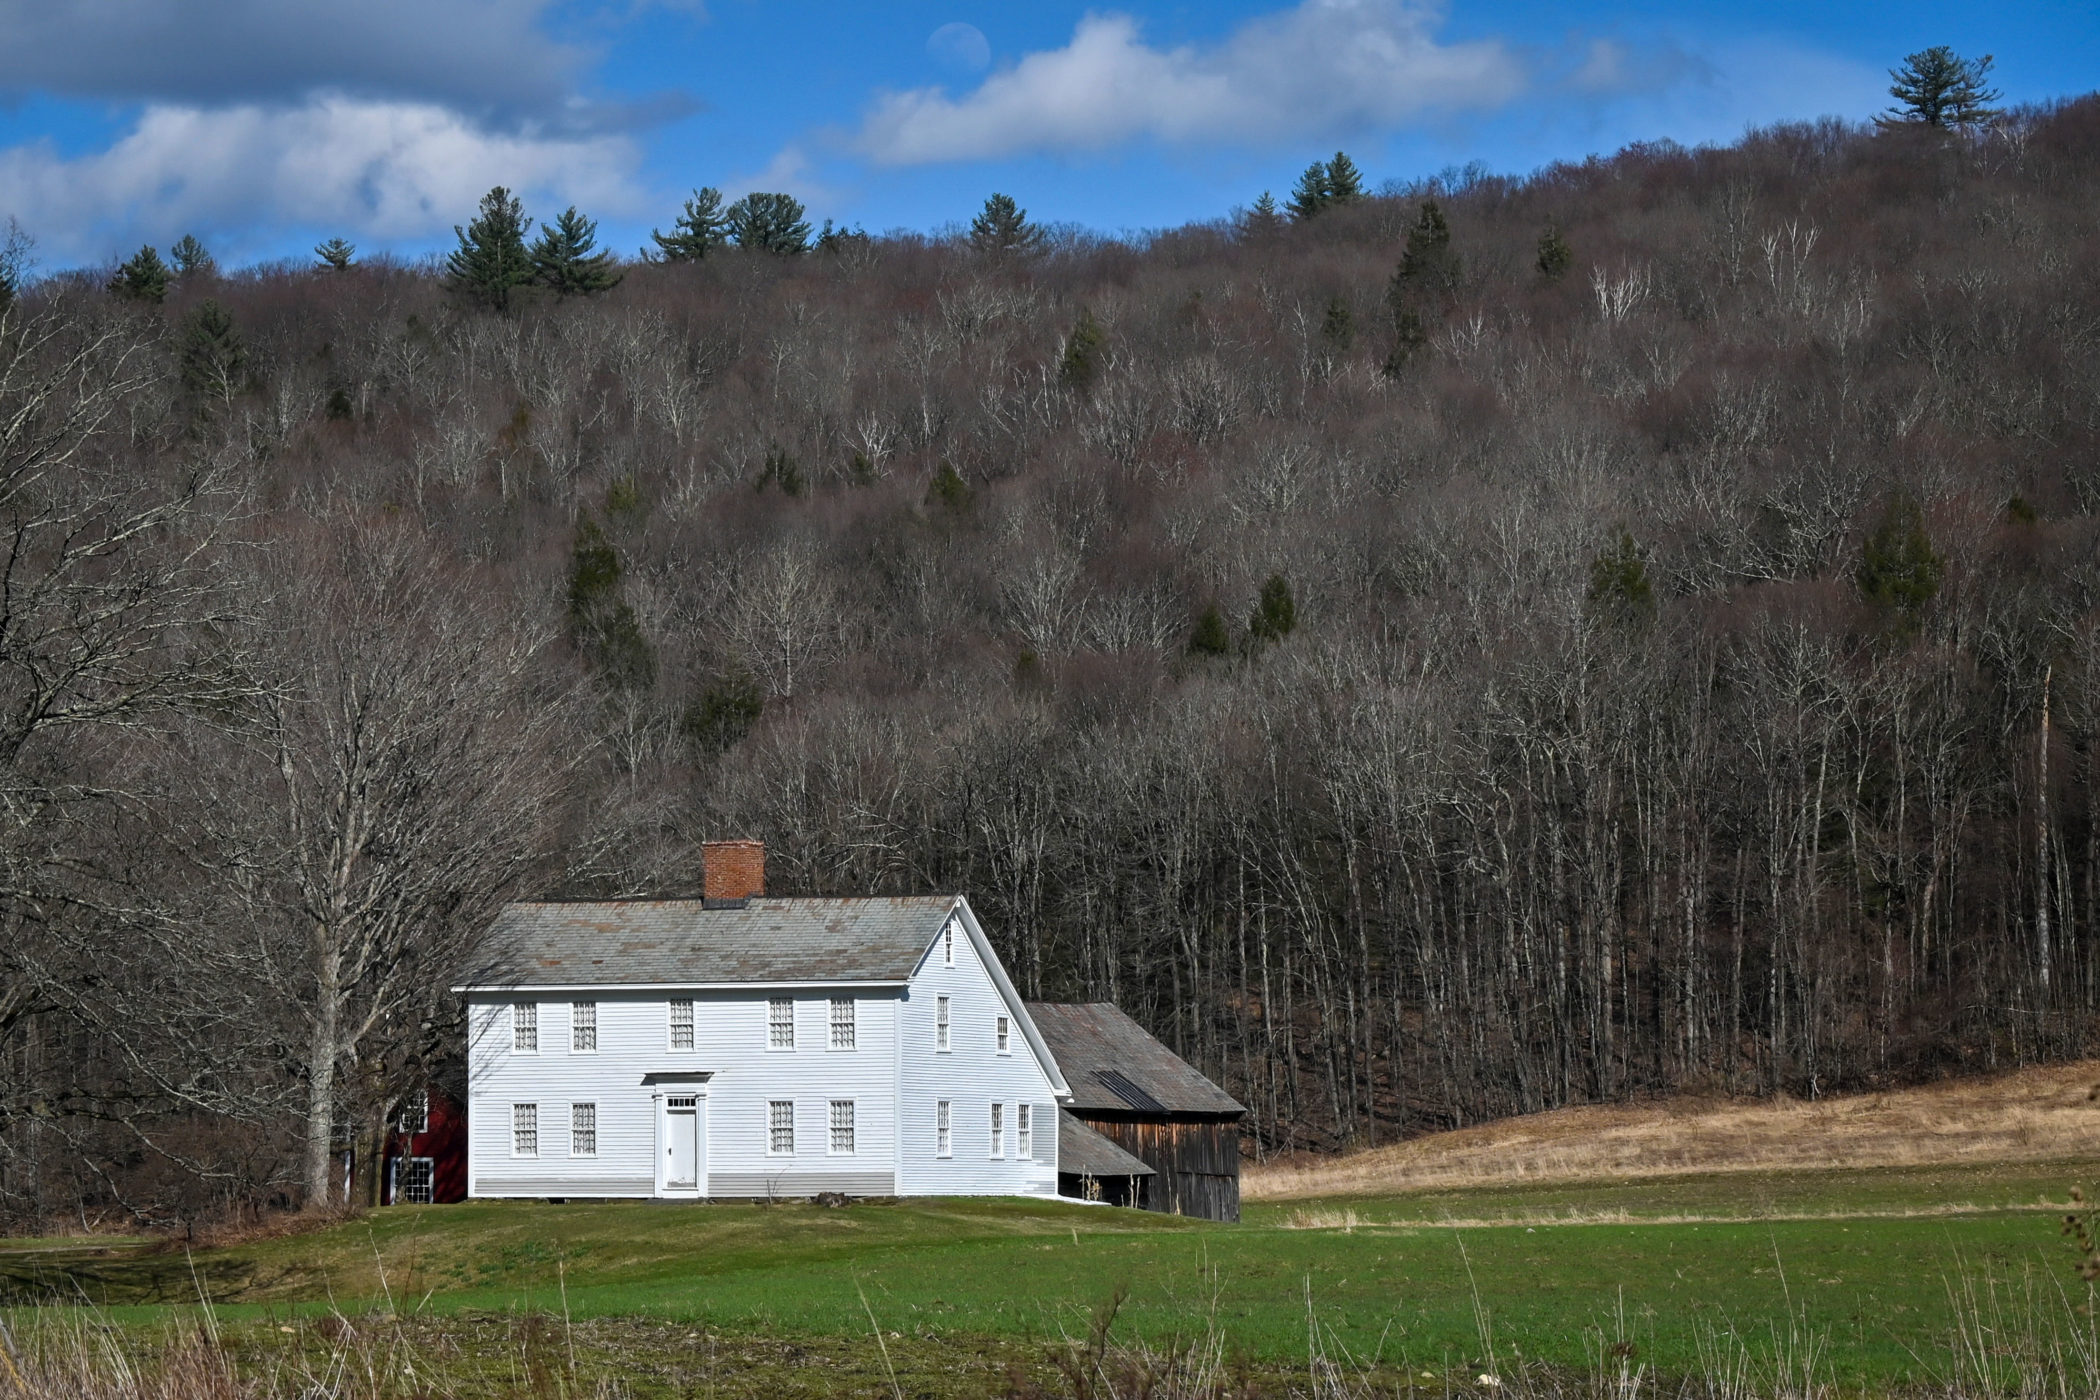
702 839 765 907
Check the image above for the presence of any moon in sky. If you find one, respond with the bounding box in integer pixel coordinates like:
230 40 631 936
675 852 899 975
926 22 991 74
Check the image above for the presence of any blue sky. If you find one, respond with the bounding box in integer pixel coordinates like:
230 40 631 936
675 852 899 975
0 1 2090 270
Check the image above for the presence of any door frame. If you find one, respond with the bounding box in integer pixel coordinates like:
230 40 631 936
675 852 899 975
649 1076 711 1199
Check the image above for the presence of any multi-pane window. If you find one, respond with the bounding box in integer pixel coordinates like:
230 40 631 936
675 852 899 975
936 1100 952 1158
669 998 694 1050
943 923 954 965
768 997 795 1049
399 1157 434 1205
1017 1104 1032 1159
829 1100 856 1154
996 1015 1010 1053
936 995 950 1051
570 1103 597 1157
513 1003 538 1052
769 1100 795 1154
572 1002 597 1052
830 998 856 1049
989 1102 1005 1158
398 1089 428 1135
512 1103 538 1157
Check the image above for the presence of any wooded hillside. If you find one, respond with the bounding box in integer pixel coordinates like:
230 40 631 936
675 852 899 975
3 96 2098 1226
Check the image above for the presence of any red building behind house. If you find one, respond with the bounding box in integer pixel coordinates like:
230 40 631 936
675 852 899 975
381 1086 469 1204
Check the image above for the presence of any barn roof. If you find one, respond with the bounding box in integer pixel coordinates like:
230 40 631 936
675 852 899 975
1027 1002 1245 1118
464 896 960 988
1056 1111 1154 1179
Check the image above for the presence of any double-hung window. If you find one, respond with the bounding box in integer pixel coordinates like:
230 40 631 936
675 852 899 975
943 923 954 965
571 1002 597 1052
989 1102 1005 1158
570 1103 597 1157
996 1014 1010 1053
768 998 795 1049
829 1100 856 1155
398 1089 428 1135
512 1003 538 1053
936 1100 952 1158
830 998 856 1050
769 1100 795 1155
669 998 694 1050
935 996 951 1051
512 1103 538 1157
1017 1104 1033 1159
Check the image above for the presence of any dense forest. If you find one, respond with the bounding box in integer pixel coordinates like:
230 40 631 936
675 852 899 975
1 91 2098 1228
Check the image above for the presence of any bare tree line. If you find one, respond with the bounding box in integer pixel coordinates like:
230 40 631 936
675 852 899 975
3 99 2099 1224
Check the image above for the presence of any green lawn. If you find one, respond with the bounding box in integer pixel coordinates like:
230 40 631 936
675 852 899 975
6 1162 2099 1393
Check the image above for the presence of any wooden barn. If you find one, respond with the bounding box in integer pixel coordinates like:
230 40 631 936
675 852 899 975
1027 1002 1245 1222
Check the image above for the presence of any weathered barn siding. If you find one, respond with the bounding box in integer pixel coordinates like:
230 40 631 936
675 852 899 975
1073 1114 1241 1222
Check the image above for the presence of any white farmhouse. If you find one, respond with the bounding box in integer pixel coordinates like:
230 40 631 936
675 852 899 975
456 842 1089 1202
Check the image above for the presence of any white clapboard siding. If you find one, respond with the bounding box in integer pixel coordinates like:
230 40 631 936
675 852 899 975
894 909 1061 1198
468 989 902 1198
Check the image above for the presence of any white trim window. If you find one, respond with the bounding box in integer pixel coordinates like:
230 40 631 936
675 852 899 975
570 1102 597 1157
512 1103 538 1157
828 1100 856 1154
829 997 856 1050
768 997 795 1049
996 1014 1011 1053
1017 1104 1032 1159
512 1003 538 1053
669 998 694 1051
398 1089 429 1135
989 1102 1005 1158
571 1002 597 1053
943 923 954 965
936 995 950 1051
936 1100 951 1158
399 1156 434 1204
769 1100 795 1155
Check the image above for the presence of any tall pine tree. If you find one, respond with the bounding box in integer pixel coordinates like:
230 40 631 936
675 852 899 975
446 187 533 311
1881 47 2002 130
651 187 728 261
531 206 622 295
1288 162 1331 221
1398 200 1456 285
109 245 171 303
969 193 1043 255
1324 151 1365 204
169 234 214 279
313 237 356 271
725 193 811 254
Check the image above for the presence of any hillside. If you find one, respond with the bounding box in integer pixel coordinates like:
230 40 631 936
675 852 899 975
1247 1060 2100 1200
3 95 2100 1224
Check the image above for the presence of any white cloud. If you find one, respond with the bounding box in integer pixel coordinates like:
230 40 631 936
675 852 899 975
856 0 1525 165
0 97 648 263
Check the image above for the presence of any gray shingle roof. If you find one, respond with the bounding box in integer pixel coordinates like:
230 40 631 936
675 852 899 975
467 896 959 987
1056 1111 1154 1178
1027 1002 1246 1117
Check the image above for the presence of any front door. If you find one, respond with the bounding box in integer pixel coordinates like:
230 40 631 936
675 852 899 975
663 1096 700 1193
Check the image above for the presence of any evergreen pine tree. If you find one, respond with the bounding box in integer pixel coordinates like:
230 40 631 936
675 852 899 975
1881 47 2002 130
1324 151 1365 204
927 461 974 513
1398 200 1456 285
1321 295 1354 351
1585 529 1655 629
1058 309 1107 392
1380 308 1427 379
169 234 214 279
567 515 657 691
1857 493 1945 621
1288 161 1331 221
530 206 623 295
725 192 811 254
447 187 534 311
1187 604 1232 658
178 299 246 405
109 245 171 303
816 220 872 257
1245 191 1283 238
651 188 728 261
0 218 31 310
680 669 764 753
1247 573 1297 647
313 237 356 271
1536 222 1573 279
969 193 1043 255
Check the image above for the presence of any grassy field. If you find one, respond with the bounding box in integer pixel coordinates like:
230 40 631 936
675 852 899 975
6 1158 2100 1395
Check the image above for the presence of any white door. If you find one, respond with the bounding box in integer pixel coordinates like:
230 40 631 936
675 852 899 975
664 1097 700 1191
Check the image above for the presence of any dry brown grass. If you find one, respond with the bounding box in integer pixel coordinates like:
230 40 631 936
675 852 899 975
1245 1061 2100 1202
